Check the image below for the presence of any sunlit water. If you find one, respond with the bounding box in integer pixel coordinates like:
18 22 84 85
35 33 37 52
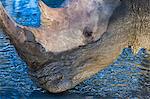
0 0 149 98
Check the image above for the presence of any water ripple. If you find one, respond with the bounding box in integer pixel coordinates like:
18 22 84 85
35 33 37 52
0 29 37 97
71 48 150 98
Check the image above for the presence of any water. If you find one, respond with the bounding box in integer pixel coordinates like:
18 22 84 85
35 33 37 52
42 0 65 8
71 48 150 98
0 0 150 98
0 28 39 98
1 0 40 27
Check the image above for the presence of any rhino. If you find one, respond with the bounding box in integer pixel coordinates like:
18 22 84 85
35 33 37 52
0 0 149 93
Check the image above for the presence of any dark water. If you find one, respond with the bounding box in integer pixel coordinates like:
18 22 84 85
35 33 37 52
0 0 149 98
42 0 65 8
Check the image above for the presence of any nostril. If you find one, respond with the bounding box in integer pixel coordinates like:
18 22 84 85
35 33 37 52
83 26 94 44
83 26 93 37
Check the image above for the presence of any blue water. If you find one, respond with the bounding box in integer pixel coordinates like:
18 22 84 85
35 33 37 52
0 0 149 98
1 0 40 27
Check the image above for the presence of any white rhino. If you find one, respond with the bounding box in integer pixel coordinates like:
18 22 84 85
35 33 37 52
0 0 149 93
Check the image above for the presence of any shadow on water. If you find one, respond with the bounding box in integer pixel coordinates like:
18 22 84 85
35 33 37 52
0 0 149 98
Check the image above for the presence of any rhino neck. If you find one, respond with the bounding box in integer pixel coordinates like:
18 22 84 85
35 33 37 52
107 0 150 53
123 0 150 16
123 0 150 51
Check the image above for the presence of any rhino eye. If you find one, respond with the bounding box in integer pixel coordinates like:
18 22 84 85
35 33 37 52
83 27 93 37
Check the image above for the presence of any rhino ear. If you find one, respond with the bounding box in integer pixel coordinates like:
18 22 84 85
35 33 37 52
38 0 66 26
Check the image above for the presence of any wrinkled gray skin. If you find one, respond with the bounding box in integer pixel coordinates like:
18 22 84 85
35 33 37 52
64 0 121 41
39 0 120 52
0 0 150 93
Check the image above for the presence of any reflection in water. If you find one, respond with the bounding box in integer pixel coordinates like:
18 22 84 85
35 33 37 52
0 0 150 98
